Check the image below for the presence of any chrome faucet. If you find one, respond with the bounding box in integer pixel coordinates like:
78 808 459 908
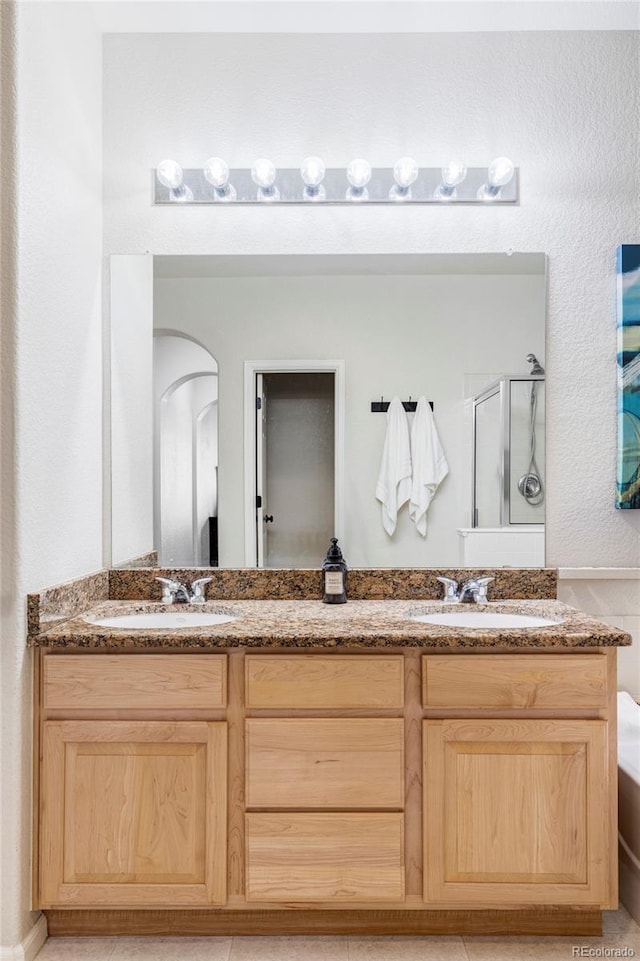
436 576 460 602
458 577 493 604
436 575 494 604
155 577 213 604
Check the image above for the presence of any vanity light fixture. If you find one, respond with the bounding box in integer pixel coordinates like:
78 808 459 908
203 157 236 201
477 156 515 200
153 156 518 205
251 158 280 201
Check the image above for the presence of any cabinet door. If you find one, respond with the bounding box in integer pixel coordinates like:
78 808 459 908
40 721 226 907
423 719 610 906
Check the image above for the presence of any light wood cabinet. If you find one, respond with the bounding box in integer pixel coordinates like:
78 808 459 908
245 813 405 902
39 719 227 907
245 718 404 809
245 654 403 709
423 717 609 906
242 655 407 908
43 654 227 711
36 645 618 934
422 654 607 711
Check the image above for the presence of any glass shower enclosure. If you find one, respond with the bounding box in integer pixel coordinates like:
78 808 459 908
472 374 545 528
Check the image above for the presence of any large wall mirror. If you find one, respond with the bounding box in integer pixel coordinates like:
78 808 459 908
109 252 546 570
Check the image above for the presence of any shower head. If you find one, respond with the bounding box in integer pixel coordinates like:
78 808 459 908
526 353 545 375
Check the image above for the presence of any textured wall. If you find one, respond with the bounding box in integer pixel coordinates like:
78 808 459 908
0 2 39 954
2 2 103 953
103 30 640 567
17 6 104 590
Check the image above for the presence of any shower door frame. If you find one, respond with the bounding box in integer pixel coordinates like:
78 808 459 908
471 373 544 529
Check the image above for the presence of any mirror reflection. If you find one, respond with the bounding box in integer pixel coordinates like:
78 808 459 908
154 333 218 566
110 252 546 569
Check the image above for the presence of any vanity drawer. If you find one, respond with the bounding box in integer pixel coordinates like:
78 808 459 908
245 654 404 709
422 654 608 711
43 654 227 711
246 718 404 809
245 812 405 902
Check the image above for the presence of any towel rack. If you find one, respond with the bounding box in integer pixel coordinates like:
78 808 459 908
371 398 434 412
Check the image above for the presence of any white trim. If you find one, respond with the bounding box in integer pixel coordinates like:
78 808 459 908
243 360 345 567
558 568 640 580
93 3 640 36
0 914 48 961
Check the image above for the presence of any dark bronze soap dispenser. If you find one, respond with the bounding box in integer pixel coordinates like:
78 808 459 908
322 537 348 604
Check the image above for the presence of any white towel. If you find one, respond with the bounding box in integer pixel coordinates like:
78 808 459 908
409 396 449 537
375 397 412 536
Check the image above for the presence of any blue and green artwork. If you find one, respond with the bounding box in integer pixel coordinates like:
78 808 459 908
617 245 640 509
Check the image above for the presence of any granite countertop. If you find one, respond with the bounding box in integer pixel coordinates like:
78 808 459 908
30 598 631 650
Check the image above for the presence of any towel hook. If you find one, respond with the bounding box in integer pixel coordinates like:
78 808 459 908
370 397 434 413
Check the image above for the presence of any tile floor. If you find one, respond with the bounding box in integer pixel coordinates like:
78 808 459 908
35 907 640 961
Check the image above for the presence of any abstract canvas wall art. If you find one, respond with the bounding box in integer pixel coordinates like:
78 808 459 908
617 244 640 509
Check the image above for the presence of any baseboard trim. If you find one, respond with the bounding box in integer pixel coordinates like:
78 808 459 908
0 914 48 961
45 907 602 937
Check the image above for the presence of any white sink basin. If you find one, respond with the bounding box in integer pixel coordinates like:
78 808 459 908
410 611 563 629
86 611 237 630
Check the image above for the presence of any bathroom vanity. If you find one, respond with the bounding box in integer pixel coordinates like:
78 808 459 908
29 575 631 938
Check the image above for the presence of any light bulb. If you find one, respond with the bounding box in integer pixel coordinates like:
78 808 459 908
157 159 183 190
477 156 515 200
346 158 371 201
389 156 418 200
393 157 418 189
301 156 325 188
251 158 277 189
203 157 236 201
488 156 515 188
434 160 467 200
204 157 229 188
301 156 326 200
442 161 467 188
477 157 515 200
156 159 193 201
346 158 371 190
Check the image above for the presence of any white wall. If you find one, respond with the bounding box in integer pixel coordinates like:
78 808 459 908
103 29 640 568
558 573 640 698
110 255 154 566
154 271 544 566
1 2 103 954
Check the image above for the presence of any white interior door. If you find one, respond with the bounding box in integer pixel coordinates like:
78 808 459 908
244 360 345 568
257 372 335 568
